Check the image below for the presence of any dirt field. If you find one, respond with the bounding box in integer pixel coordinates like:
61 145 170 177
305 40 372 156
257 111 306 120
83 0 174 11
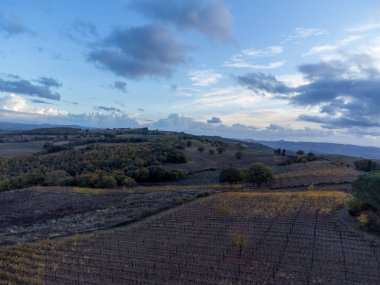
0 186 214 246
1 190 379 284
0 141 47 158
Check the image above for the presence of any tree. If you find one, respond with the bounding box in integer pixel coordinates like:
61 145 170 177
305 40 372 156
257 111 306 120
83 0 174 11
354 159 378 172
306 152 317 161
209 149 215 155
198 146 205 153
217 146 226 154
296 150 305 156
352 171 380 211
245 163 274 187
281 149 286 156
235 151 242 159
186 140 192 147
219 168 243 184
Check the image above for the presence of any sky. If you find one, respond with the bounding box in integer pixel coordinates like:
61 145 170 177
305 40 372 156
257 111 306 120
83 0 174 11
1 0 380 146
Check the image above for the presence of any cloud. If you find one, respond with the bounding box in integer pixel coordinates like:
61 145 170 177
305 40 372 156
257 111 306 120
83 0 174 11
0 15 35 38
236 73 292 94
0 94 139 128
303 35 363 57
71 20 98 38
224 46 284 69
237 54 380 130
0 94 67 116
112 81 127 93
129 0 233 42
35 77 62 88
346 23 380 33
29 99 52 104
207 116 222 124
94 106 123 113
188 69 223 86
285 27 328 42
88 24 190 79
0 75 61 100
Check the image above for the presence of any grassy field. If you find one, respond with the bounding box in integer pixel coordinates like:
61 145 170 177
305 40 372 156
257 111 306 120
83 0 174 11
1 190 379 284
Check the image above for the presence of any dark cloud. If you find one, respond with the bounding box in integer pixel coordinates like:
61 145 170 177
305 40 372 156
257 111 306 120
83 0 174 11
88 24 190 79
30 99 52 105
129 0 233 42
237 54 380 130
0 16 35 38
36 77 62 88
207 116 222 124
0 76 61 100
236 73 292 94
113 81 127 93
71 20 98 38
94 106 122 113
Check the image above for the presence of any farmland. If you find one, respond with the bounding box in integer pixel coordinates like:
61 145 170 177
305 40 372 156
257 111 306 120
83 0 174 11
1 190 380 284
272 161 358 189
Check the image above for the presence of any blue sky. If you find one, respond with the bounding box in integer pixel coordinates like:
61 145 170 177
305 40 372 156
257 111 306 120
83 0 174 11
1 0 380 146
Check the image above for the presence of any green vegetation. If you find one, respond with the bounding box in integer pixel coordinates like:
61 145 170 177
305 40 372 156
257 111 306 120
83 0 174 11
352 171 380 210
0 141 188 191
219 168 243 184
354 159 378 172
346 198 363 216
245 163 274 187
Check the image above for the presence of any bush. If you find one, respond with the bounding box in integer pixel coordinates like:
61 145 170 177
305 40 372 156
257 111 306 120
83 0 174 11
358 214 370 230
346 198 363 216
217 146 226 154
95 175 117 189
245 163 274 187
354 159 378 172
235 151 242 159
219 168 243 184
198 146 205 153
209 149 215 155
352 171 380 210
122 176 137 187
165 149 187 163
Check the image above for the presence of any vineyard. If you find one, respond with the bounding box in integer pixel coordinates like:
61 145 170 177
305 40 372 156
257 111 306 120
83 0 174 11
1 190 379 284
272 161 359 188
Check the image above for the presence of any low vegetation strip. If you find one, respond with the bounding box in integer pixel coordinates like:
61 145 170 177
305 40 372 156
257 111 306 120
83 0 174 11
1 190 379 284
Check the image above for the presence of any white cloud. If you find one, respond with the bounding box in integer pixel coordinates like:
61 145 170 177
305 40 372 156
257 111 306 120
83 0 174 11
288 27 328 40
224 45 284 69
223 60 285 69
276 74 310 88
346 23 380 33
188 69 223 86
174 86 276 109
0 94 68 116
303 35 363 57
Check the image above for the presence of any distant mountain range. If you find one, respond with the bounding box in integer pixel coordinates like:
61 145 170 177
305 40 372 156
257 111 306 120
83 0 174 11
256 140 380 160
0 121 85 132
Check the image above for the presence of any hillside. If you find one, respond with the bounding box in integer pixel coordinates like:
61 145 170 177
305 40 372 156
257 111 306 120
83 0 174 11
257 140 380 160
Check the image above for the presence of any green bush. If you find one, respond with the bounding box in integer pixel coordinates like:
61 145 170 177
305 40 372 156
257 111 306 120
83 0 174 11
354 159 378 172
352 171 380 210
95 175 117 189
122 176 137 187
346 198 363 216
245 163 274 187
219 168 243 184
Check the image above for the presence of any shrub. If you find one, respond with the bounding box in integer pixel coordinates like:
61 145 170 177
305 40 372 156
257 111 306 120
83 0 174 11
354 159 378 172
197 146 205 153
235 151 242 159
209 149 215 155
352 171 380 210
95 175 117 189
186 140 192 147
358 214 370 230
165 149 187 163
133 167 150 182
346 198 363 216
219 168 243 184
122 176 137 187
245 163 274 187
217 146 226 154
